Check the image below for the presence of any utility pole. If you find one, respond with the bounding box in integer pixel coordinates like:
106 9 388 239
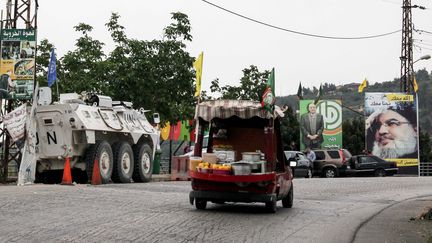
400 0 413 93
0 0 38 183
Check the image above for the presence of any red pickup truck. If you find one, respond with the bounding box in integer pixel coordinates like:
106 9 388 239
189 100 294 213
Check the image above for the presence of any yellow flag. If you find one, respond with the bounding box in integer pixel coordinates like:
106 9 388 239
358 78 368 93
413 76 419 93
160 122 170 141
193 52 203 97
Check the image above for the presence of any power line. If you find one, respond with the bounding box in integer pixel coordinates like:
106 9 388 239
414 43 432 51
201 0 401 40
414 40 432 47
415 29 432 35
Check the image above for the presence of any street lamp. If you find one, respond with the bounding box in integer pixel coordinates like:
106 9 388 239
413 54 431 64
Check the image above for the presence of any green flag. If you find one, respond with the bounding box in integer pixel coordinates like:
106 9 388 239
297 82 303 100
314 84 323 105
261 68 275 112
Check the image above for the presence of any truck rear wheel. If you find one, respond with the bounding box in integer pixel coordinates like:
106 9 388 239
282 184 294 208
85 140 113 184
112 142 134 183
132 143 153 182
195 199 207 210
265 198 277 213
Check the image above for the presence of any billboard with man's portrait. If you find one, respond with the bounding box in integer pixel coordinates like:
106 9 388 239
299 100 342 151
364 92 418 174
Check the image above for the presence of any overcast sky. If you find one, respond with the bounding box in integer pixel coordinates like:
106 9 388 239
35 0 432 96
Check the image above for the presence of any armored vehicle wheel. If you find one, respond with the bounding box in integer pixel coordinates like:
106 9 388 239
132 143 153 182
85 140 113 184
112 142 134 183
282 184 294 208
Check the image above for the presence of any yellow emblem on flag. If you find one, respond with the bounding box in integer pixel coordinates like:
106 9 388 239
358 78 368 93
193 52 203 97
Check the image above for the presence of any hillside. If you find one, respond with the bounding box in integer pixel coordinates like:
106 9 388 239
276 69 432 134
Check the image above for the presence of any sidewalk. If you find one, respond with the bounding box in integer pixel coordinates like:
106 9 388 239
355 196 432 243
151 174 172 182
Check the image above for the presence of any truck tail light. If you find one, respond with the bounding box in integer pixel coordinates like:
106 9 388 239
340 150 346 164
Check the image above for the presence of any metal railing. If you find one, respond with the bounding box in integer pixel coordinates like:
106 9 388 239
420 161 432 176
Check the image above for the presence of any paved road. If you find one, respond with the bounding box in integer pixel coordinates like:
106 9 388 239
1 177 431 242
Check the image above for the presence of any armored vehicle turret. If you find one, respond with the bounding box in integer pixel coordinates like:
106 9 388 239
35 91 160 183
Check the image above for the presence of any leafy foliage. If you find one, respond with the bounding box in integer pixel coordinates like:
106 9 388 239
342 117 365 155
210 65 270 100
419 129 432 162
58 23 108 94
280 106 300 150
36 12 196 124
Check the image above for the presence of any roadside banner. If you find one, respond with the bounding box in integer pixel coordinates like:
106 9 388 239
299 100 342 151
17 82 39 185
0 29 36 100
3 104 27 142
364 92 418 174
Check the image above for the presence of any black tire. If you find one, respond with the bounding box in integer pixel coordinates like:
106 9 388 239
282 184 294 208
265 198 277 213
85 140 113 184
305 168 313 178
323 167 336 178
375 168 386 177
112 142 134 183
195 199 207 210
132 143 153 182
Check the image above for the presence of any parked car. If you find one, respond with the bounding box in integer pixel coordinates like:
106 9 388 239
346 155 398 177
284 151 313 178
313 149 352 178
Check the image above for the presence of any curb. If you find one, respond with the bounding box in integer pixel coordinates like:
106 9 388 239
151 174 172 182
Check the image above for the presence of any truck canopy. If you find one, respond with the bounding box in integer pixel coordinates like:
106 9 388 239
195 100 284 121
193 100 286 172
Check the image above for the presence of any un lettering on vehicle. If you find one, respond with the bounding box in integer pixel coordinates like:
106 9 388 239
36 129 64 157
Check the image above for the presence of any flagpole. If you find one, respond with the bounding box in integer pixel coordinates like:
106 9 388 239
55 79 59 101
415 93 420 176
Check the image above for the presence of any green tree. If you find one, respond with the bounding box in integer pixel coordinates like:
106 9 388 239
35 12 196 124
419 129 432 162
342 117 365 155
104 12 196 123
60 23 108 94
210 65 270 100
280 106 300 150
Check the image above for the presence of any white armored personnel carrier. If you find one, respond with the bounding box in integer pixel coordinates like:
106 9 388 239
34 90 160 184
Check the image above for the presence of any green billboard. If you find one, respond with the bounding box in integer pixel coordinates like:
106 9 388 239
299 100 343 151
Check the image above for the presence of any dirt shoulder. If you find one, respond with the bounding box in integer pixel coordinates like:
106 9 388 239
355 196 432 243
